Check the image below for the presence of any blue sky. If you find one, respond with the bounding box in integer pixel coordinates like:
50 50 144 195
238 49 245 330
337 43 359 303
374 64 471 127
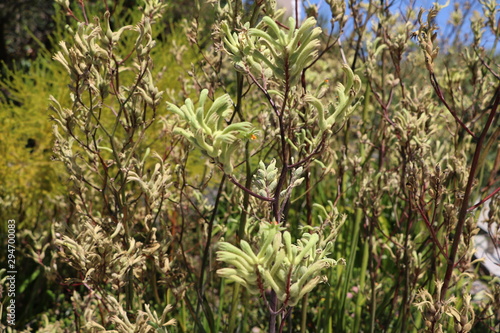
302 0 498 52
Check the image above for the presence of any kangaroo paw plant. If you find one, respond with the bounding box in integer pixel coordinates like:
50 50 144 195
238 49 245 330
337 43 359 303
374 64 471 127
5 0 499 331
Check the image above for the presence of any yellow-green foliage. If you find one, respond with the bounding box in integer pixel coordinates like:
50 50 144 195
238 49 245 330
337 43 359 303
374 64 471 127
0 55 69 228
0 1 199 230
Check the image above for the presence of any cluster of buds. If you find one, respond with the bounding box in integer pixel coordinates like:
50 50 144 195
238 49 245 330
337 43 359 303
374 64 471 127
217 221 342 307
127 151 172 212
305 64 362 133
252 159 279 198
412 7 440 74
454 293 475 333
52 21 111 92
85 295 176 332
326 0 347 23
252 159 304 199
414 280 474 333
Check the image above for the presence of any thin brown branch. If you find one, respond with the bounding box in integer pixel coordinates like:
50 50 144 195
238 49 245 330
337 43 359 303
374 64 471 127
430 73 476 138
440 84 500 300
247 70 281 116
467 186 500 212
227 174 274 202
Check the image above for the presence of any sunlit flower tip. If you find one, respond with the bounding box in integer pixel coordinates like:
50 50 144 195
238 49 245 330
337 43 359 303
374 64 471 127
324 79 329 83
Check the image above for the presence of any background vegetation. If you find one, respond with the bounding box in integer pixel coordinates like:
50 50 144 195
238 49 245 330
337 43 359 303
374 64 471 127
0 0 499 332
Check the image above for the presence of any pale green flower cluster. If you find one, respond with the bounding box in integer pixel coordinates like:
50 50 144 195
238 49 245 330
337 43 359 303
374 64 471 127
305 64 362 133
167 89 255 174
217 221 341 306
222 16 322 85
